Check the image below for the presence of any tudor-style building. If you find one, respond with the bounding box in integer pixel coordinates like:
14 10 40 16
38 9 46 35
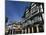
21 2 44 33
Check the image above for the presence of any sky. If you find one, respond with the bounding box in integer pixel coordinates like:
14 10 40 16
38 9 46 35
6 0 30 24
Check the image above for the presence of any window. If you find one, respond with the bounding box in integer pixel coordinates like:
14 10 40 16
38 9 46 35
40 4 43 13
31 16 42 24
25 13 29 18
31 6 39 14
26 10 29 14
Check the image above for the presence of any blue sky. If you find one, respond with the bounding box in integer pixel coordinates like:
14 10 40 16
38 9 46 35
6 1 30 24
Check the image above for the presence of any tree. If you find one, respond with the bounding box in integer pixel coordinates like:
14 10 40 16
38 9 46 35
5 16 8 23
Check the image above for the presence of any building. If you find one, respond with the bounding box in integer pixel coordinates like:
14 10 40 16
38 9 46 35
5 22 22 34
21 2 44 33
